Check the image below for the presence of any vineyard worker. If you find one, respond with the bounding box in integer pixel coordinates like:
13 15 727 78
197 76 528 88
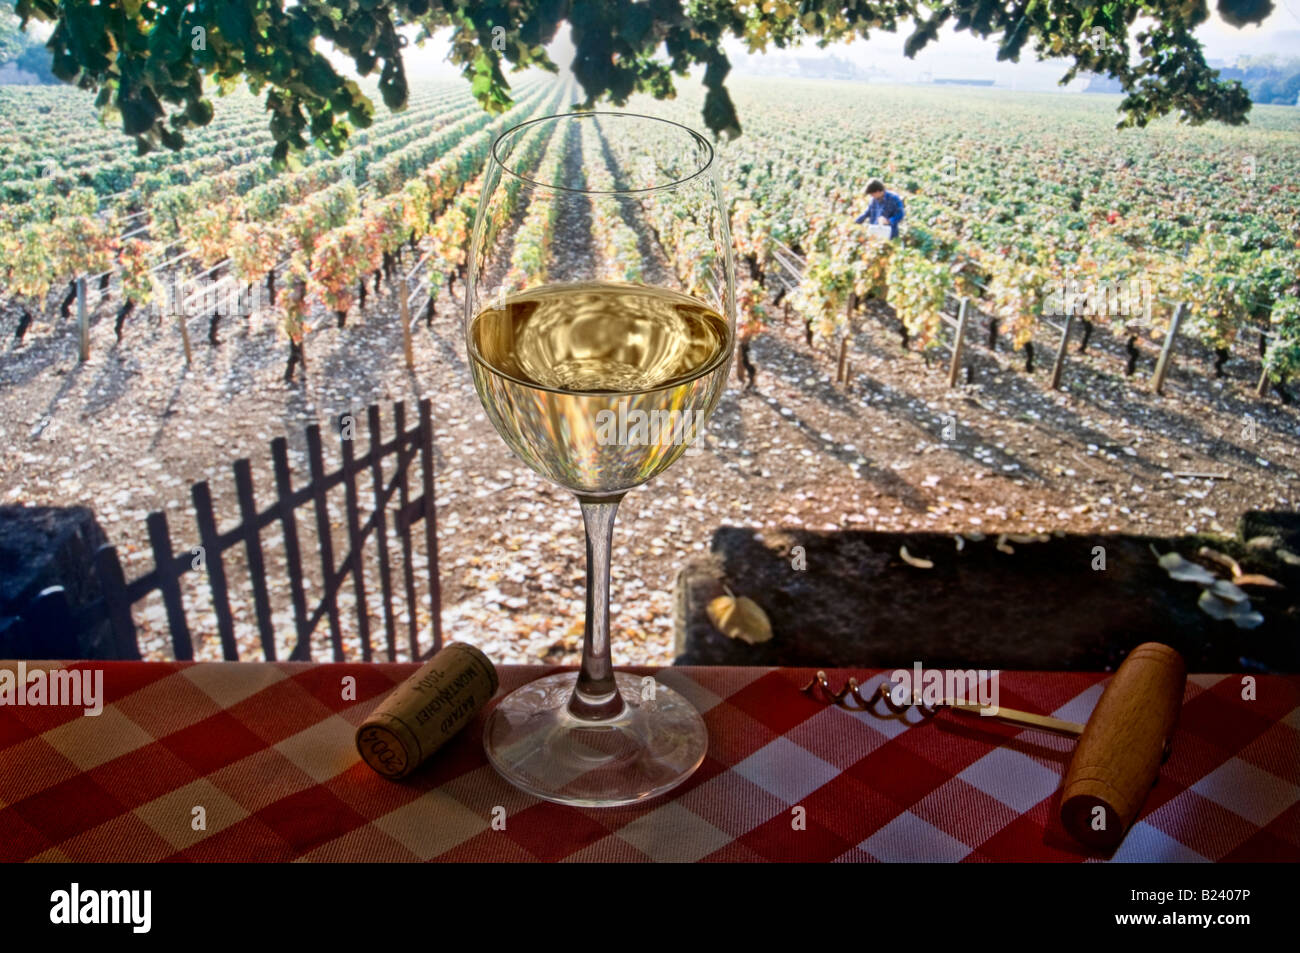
854 180 905 239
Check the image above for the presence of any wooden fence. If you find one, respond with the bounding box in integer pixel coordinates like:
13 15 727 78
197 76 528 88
22 399 443 662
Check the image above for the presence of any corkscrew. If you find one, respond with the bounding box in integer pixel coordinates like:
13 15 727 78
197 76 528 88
802 646 1188 852
799 671 1086 737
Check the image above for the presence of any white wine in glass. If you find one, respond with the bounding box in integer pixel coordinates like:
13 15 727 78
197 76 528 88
470 281 730 493
466 111 735 806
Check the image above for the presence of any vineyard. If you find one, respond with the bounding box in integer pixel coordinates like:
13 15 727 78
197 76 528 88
1 76 1298 663
685 81 1300 394
0 76 566 374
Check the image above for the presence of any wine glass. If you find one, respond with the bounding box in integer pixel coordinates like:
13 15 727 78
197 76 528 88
464 111 735 806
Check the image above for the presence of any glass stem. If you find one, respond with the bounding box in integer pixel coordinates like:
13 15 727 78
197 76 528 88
568 495 627 721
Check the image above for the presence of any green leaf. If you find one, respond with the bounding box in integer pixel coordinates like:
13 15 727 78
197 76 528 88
702 84 741 140
1217 0 1274 27
119 95 159 136
185 98 215 125
216 2 256 43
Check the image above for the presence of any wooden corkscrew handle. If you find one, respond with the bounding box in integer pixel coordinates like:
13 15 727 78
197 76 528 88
1059 642 1186 851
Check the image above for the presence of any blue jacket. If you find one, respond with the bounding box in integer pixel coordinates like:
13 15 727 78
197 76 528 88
855 191 905 238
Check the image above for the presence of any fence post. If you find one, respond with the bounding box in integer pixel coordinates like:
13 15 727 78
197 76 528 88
305 424 346 662
339 420 374 663
836 336 849 384
393 402 420 661
368 404 399 662
271 437 313 661
1151 302 1186 396
1049 310 1075 391
419 398 443 655
146 511 194 660
76 277 89 363
948 297 970 389
192 481 239 660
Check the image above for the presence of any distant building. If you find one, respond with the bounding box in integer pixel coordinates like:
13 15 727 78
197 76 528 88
792 55 865 81
731 51 878 82
932 78 994 87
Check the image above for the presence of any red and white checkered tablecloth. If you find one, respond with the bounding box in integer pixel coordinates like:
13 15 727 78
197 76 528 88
0 661 1296 862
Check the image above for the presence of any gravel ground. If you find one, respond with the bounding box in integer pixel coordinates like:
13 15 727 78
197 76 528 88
3 270 1298 666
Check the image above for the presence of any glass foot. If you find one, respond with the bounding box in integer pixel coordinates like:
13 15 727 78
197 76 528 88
483 671 708 807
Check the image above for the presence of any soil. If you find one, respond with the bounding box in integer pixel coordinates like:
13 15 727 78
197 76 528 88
2 248 1298 666
674 527 1300 672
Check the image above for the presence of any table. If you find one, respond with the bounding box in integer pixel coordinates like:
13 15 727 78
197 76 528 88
0 662 1296 862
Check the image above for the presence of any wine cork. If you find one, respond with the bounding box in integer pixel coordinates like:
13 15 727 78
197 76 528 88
355 643 499 780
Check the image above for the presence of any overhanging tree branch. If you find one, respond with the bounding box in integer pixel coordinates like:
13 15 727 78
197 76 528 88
11 0 1271 157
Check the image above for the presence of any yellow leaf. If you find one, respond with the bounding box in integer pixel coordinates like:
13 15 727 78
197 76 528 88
1233 573 1282 589
900 545 934 568
707 591 774 644
1007 533 1050 544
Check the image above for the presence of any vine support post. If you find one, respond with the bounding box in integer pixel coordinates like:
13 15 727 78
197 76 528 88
397 277 414 372
177 308 193 367
1256 330 1270 397
834 294 853 383
948 297 970 389
1049 309 1075 391
76 277 89 363
1151 302 1185 396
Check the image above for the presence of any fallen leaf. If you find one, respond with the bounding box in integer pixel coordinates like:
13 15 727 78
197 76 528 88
1233 573 1282 589
1209 580 1248 604
995 533 1014 554
1197 590 1264 628
1197 546 1241 579
707 590 773 644
953 534 965 551
1157 552 1218 585
900 545 933 568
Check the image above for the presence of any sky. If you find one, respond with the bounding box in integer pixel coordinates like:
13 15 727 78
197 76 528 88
398 7 1300 91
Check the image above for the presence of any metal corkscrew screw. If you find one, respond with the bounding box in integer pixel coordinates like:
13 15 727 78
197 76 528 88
799 671 1086 738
